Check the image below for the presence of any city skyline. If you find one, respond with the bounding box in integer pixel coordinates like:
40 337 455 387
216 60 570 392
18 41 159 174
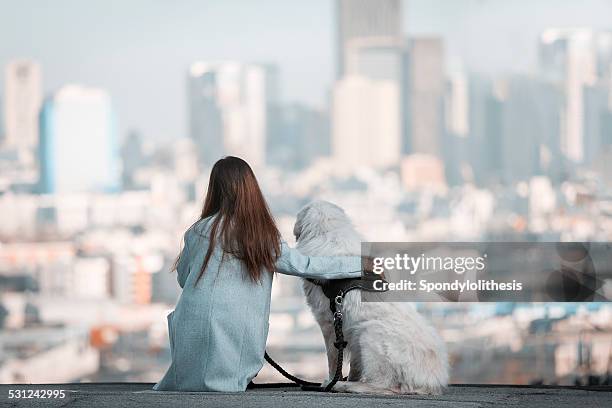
1 0 612 387
2 5 612 188
2 0 612 141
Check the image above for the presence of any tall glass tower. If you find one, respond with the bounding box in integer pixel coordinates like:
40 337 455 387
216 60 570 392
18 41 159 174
39 85 120 194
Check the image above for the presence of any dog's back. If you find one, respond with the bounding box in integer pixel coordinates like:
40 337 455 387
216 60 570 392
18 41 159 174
295 200 361 323
294 201 449 395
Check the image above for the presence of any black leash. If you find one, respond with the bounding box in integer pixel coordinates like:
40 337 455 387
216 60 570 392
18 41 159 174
256 274 387 392
301 291 348 392
263 351 320 387
257 293 348 392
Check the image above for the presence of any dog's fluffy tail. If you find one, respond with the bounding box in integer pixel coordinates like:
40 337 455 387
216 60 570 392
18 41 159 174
331 381 396 395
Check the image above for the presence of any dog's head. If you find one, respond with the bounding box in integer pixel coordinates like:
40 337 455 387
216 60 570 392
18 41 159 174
293 200 353 244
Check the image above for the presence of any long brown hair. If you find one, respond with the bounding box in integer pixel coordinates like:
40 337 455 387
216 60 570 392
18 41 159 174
179 156 281 283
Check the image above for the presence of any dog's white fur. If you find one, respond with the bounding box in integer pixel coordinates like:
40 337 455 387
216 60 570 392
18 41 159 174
294 201 449 395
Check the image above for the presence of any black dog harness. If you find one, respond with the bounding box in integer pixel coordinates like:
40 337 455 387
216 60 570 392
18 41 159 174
260 273 387 392
308 273 385 313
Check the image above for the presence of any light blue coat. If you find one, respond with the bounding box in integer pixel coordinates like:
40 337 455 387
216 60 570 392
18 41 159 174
154 216 362 392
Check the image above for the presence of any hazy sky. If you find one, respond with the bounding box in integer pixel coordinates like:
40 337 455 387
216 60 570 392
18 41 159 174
1 0 612 141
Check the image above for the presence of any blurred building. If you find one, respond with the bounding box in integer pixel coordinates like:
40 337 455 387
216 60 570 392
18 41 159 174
539 29 612 164
596 32 612 82
583 84 612 164
170 137 199 183
38 85 121 194
0 326 99 383
332 76 401 169
406 37 445 157
332 0 403 169
112 255 153 305
445 70 470 140
2 60 41 164
443 69 470 185
498 76 563 184
336 0 402 79
187 64 222 167
72 257 110 299
464 75 496 185
188 62 273 168
120 130 146 190
400 154 446 192
481 81 506 184
267 104 330 170
0 96 4 141
0 242 75 296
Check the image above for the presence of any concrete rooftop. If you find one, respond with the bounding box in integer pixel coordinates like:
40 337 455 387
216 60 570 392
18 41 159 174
1 383 611 407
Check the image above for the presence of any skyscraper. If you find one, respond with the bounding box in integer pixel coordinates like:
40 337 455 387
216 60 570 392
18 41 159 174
445 70 470 139
583 84 611 164
498 76 563 183
465 74 496 185
540 29 598 163
406 37 445 157
120 130 145 190
336 0 402 79
188 62 271 168
332 76 401 168
267 103 330 170
332 0 404 169
3 60 42 164
39 85 120 194
188 64 223 167
443 69 470 185
596 32 612 82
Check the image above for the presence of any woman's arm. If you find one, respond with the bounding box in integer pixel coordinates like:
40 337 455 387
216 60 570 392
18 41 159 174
176 234 191 288
275 242 362 279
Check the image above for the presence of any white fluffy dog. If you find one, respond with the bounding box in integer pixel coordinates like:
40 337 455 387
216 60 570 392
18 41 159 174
294 201 449 395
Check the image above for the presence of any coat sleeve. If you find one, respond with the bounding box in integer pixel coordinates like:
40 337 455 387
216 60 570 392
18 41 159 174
176 233 191 288
275 242 362 280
